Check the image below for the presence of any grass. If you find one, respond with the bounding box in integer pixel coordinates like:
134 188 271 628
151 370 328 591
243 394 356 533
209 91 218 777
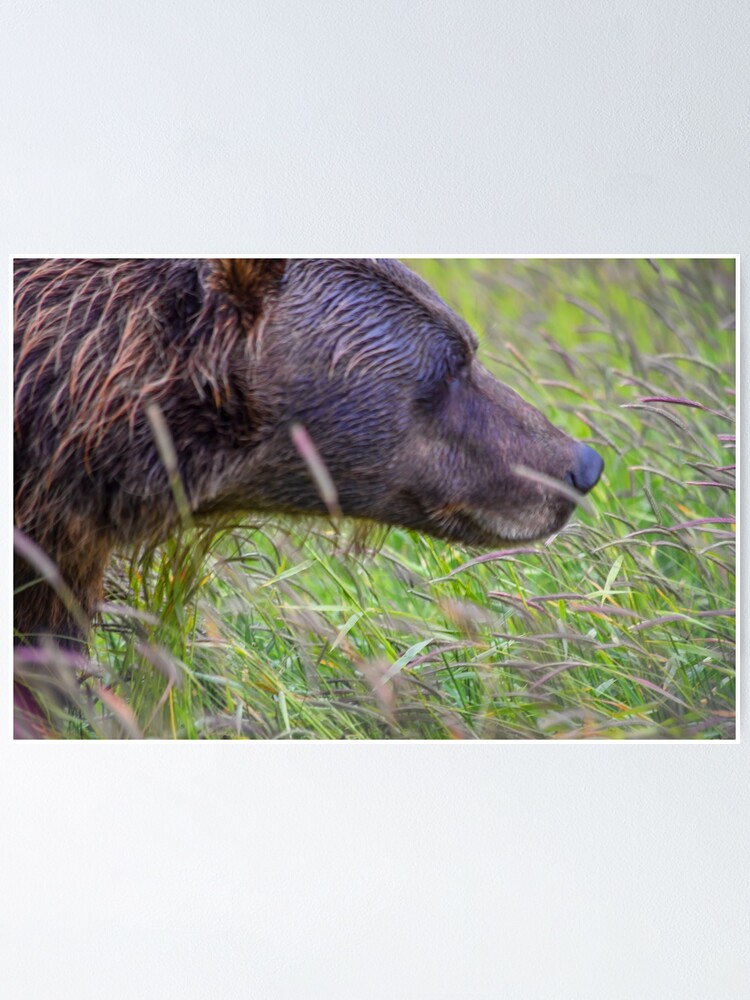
48 258 738 739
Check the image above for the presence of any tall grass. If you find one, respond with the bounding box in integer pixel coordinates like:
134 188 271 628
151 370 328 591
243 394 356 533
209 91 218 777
52 258 736 739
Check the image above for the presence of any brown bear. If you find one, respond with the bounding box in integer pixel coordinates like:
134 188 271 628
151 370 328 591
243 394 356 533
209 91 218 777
14 258 603 735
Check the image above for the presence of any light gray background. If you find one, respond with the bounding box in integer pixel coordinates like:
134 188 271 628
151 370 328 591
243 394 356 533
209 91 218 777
2 2 747 997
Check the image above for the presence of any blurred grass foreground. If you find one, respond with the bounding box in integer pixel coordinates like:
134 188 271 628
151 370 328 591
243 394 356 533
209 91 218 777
36 258 738 739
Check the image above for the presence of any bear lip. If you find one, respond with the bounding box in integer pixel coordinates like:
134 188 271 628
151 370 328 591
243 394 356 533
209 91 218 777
465 501 575 545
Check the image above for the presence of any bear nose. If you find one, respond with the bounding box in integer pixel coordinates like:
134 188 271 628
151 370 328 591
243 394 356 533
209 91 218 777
567 444 604 494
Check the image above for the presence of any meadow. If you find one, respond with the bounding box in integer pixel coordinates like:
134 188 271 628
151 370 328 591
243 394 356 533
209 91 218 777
56 258 736 739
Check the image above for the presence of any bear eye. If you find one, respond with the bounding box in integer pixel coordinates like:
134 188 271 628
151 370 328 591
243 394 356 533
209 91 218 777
445 351 471 384
414 346 469 412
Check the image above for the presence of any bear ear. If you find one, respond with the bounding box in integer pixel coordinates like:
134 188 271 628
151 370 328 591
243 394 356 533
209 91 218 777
208 259 287 313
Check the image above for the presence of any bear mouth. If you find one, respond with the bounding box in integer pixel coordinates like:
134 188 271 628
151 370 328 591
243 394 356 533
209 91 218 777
420 492 577 548
464 500 576 546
